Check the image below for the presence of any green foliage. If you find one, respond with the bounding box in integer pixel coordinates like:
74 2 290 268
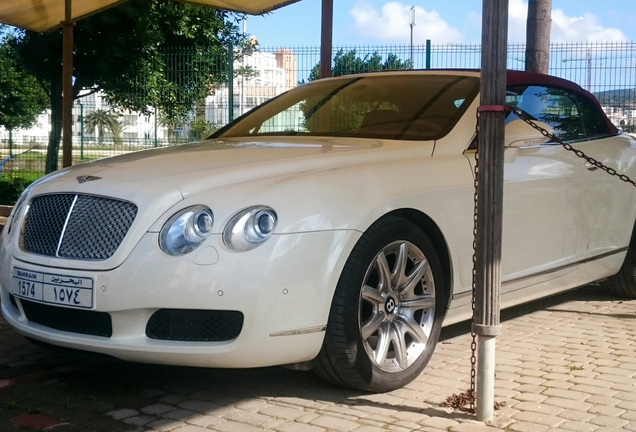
306 49 413 82
0 175 33 205
189 118 215 140
84 109 122 144
0 35 48 132
9 0 252 172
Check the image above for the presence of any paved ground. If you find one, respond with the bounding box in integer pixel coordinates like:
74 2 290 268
1 284 636 432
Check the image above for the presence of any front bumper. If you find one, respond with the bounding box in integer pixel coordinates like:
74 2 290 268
1 229 360 368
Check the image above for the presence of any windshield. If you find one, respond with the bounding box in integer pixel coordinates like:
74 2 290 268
212 74 480 141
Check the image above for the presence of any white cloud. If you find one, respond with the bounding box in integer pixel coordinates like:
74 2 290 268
551 9 627 42
349 1 463 44
505 0 626 43
507 0 529 43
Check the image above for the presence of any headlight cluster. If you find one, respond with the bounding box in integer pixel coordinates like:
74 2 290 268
160 206 214 256
159 205 278 256
223 206 278 252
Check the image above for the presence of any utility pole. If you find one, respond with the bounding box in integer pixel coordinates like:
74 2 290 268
320 0 333 78
475 0 507 421
410 6 416 66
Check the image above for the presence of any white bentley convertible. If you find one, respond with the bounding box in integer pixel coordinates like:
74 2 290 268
2 70 636 392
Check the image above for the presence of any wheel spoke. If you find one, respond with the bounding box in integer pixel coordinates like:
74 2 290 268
375 251 392 292
400 259 429 296
397 316 429 346
361 284 385 306
392 242 409 286
392 323 409 369
361 310 385 339
374 325 391 365
401 295 435 311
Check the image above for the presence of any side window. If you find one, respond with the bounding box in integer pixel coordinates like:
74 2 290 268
507 85 584 141
507 85 611 141
575 94 612 139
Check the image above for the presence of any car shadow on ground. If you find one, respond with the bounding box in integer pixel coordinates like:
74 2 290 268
0 283 621 430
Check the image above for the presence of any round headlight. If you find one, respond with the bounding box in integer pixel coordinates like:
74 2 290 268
160 206 214 256
223 206 278 252
255 210 276 236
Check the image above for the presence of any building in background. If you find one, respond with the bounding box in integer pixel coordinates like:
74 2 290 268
0 48 299 147
205 48 297 126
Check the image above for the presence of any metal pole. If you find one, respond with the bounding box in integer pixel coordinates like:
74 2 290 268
426 39 431 69
474 0 508 421
409 6 415 67
154 107 158 147
320 0 333 78
228 42 234 122
62 0 73 168
79 102 84 160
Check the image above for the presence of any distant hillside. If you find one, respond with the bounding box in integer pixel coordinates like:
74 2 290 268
594 88 636 108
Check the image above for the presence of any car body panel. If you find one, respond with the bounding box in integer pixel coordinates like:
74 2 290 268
1 69 635 371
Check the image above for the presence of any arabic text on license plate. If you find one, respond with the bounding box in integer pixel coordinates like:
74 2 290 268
12 267 94 309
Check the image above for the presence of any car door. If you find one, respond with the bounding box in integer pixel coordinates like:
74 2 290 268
539 87 636 261
508 84 636 275
493 85 583 292
463 110 574 295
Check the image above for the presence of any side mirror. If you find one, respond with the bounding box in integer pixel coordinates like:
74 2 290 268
505 119 554 148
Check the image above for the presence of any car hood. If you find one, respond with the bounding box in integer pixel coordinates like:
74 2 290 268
13 136 436 270
33 137 422 199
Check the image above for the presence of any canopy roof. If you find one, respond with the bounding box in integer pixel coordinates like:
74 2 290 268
0 0 299 33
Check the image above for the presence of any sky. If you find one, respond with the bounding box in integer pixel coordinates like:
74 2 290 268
246 0 636 48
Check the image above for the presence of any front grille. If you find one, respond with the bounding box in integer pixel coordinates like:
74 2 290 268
21 194 137 260
146 309 243 342
21 299 112 337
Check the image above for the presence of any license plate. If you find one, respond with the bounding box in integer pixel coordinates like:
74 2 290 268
12 267 94 309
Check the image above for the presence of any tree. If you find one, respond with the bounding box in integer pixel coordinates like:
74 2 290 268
0 34 48 153
10 0 251 173
83 109 122 145
306 49 412 83
525 0 552 73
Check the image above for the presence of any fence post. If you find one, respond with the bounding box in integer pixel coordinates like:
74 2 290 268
154 107 158 148
79 102 84 160
426 40 431 69
8 129 13 158
228 42 234 123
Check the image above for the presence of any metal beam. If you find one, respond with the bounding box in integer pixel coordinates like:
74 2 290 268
320 0 333 79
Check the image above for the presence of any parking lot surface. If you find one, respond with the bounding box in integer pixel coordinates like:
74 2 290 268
2 284 636 432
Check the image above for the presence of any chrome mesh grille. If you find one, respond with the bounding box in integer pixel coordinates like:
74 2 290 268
21 194 138 260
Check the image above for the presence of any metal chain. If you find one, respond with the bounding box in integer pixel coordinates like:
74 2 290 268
469 109 480 413
445 104 634 414
441 112 479 414
509 106 636 188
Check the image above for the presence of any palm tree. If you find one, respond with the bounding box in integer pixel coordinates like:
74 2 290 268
84 109 122 145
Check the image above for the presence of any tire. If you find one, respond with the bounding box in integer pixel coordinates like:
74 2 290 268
601 226 636 298
313 216 447 392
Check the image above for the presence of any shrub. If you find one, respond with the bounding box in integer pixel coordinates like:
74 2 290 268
0 176 33 205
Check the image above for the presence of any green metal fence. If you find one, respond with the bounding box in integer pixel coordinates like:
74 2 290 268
1 41 635 182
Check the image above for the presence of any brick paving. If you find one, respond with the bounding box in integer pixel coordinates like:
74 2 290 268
1 285 636 431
